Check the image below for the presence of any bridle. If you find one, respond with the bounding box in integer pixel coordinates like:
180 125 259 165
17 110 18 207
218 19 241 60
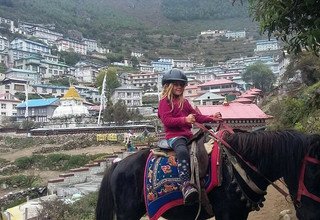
297 154 320 203
195 122 320 205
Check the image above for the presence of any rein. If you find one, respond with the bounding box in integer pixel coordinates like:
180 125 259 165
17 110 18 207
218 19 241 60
194 122 290 200
297 155 320 203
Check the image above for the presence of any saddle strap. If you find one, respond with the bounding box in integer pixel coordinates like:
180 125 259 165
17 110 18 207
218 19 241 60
222 144 266 195
190 141 202 219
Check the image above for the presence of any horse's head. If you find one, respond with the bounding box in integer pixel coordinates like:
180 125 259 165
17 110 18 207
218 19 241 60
295 134 320 220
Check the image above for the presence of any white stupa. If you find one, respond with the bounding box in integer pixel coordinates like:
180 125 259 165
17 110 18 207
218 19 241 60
52 86 89 118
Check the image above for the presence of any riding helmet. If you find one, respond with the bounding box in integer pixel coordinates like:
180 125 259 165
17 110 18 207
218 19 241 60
161 68 188 86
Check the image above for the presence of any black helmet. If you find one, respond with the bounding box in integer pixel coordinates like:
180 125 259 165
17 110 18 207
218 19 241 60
162 68 188 86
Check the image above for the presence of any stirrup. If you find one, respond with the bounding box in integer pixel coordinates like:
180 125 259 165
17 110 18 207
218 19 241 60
182 182 199 205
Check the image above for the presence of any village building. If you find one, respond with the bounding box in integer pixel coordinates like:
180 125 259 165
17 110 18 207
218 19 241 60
173 59 194 70
112 85 143 107
255 39 279 52
0 93 20 117
139 64 154 73
16 98 59 122
74 61 99 84
118 72 159 91
225 30 246 39
198 79 241 96
232 97 253 104
5 68 40 84
184 84 201 101
196 101 272 131
192 92 224 106
14 55 70 80
55 38 87 55
10 38 51 54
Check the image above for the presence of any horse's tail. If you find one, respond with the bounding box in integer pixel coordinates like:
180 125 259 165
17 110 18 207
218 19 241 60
96 162 118 220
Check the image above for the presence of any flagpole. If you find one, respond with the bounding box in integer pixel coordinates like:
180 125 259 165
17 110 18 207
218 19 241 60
25 82 29 119
97 74 106 125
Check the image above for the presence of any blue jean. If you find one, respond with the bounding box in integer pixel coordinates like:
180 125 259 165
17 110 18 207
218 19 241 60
168 137 190 182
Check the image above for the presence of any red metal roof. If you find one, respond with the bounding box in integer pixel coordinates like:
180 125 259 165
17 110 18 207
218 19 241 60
196 102 272 119
250 88 262 92
198 79 235 87
233 97 252 103
239 93 256 98
185 85 199 89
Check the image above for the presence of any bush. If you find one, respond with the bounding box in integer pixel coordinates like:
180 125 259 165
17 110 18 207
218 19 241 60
0 175 41 188
14 157 35 169
62 155 89 170
37 192 98 220
13 153 104 171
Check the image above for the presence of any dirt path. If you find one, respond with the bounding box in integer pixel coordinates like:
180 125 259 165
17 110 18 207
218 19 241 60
0 144 124 161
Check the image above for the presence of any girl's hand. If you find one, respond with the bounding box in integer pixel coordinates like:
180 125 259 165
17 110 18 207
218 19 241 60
210 112 223 121
185 114 196 124
214 112 222 118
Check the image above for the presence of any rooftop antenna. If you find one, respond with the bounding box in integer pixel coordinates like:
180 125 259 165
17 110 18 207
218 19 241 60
97 74 106 125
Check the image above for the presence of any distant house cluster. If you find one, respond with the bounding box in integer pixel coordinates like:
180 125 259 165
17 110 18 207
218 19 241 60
0 16 286 129
200 29 246 39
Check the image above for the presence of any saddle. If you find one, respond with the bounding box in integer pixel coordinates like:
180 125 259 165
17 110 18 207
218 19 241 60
151 136 215 216
154 136 211 179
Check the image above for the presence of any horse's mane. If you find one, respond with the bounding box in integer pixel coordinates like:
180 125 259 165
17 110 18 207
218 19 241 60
224 130 319 183
188 128 205 144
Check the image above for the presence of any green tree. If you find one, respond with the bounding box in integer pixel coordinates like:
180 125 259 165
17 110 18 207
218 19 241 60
242 62 275 92
233 0 320 54
131 56 139 68
113 100 129 125
58 51 81 66
103 98 114 123
0 62 7 73
283 52 320 86
95 67 121 95
49 77 78 87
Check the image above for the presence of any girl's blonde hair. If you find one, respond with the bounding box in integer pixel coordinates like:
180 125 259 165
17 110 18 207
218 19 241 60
161 83 185 111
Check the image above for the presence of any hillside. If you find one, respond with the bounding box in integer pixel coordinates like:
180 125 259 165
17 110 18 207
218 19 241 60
0 0 258 58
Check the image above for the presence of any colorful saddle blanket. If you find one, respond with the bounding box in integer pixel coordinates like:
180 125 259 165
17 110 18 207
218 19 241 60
144 140 221 220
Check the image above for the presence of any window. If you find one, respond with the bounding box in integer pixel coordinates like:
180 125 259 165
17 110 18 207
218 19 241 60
1 112 6 116
13 104 17 109
14 84 25 91
1 104 6 109
5 85 10 89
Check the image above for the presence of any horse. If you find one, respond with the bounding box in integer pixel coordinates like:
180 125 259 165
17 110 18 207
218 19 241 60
96 128 320 220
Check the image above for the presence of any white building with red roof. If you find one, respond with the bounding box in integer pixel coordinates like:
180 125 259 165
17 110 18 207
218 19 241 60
184 84 202 101
198 79 241 96
196 102 272 131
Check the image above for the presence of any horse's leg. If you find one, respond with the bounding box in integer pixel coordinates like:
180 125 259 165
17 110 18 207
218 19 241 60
96 162 118 220
111 149 149 220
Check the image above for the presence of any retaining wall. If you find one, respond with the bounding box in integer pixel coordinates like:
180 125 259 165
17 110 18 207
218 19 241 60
47 155 117 195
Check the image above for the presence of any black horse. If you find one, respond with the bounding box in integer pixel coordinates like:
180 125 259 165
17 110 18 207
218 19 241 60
96 129 320 220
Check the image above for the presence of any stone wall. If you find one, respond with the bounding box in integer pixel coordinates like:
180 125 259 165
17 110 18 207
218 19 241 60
47 155 118 194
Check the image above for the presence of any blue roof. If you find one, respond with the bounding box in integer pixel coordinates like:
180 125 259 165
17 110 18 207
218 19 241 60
17 98 59 108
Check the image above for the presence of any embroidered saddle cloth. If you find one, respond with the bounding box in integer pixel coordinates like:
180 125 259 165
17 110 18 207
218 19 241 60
144 140 221 220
